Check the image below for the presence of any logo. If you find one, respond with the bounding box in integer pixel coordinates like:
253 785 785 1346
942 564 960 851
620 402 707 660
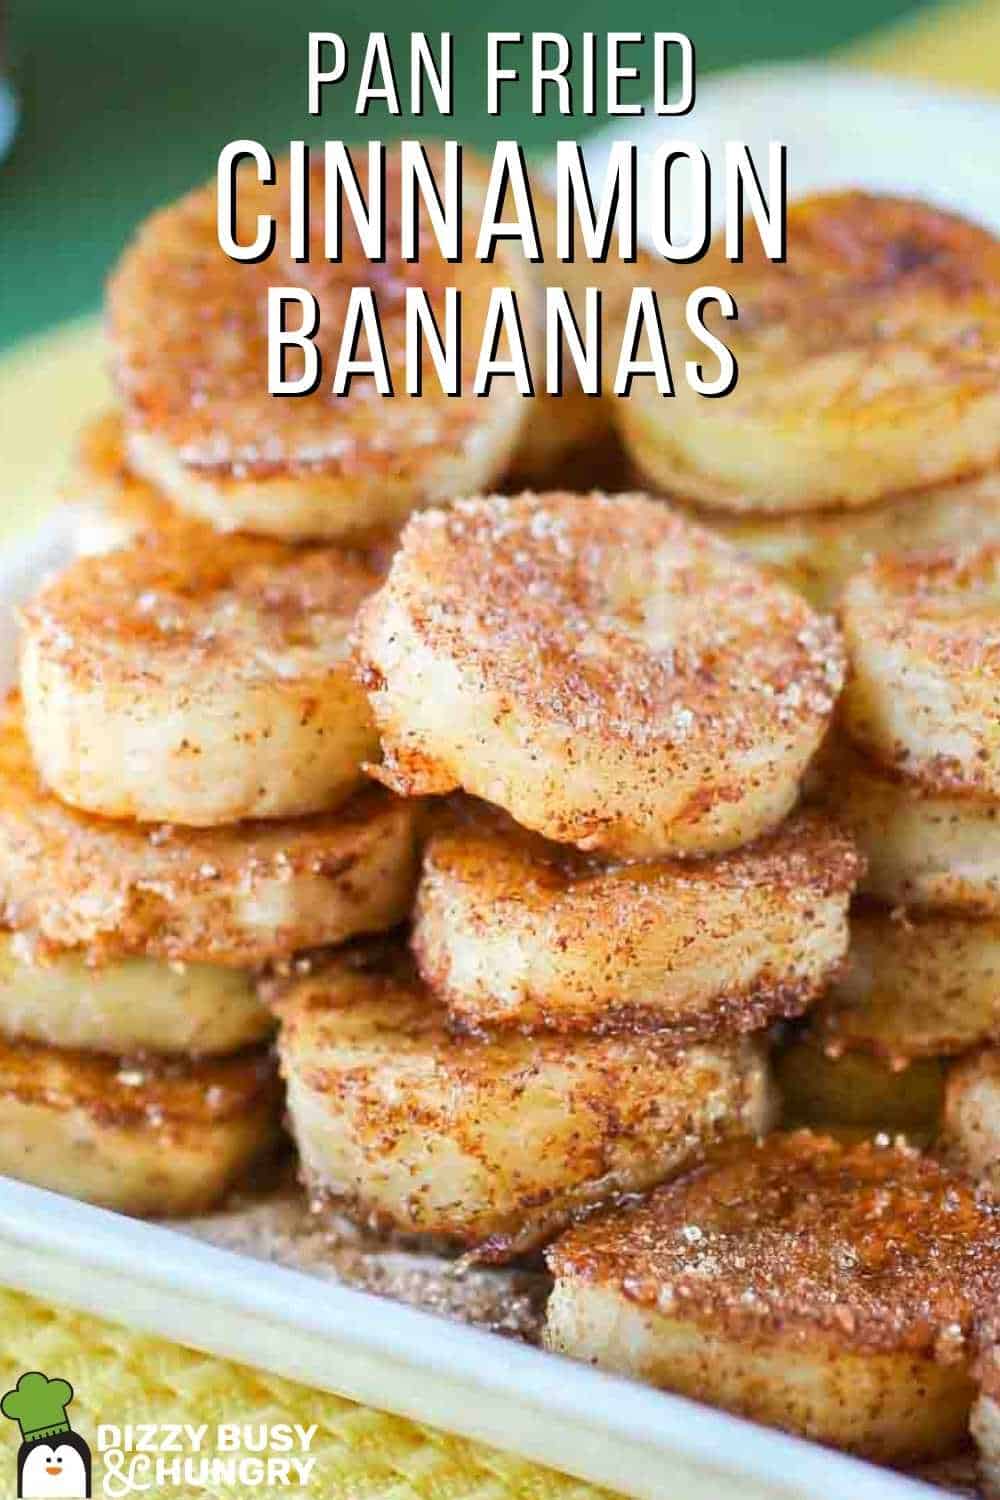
3 1372 319 1495
2 1372 92 1499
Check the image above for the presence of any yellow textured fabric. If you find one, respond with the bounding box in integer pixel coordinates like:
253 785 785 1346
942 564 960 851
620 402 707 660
2 5 1000 1494
0 1288 612 1500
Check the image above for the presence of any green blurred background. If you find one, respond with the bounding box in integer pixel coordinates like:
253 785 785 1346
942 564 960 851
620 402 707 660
2 0 935 349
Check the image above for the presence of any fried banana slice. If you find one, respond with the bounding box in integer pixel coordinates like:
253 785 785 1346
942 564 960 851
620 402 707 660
545 1132 998 1463
272 940 774 1261
66 412 403 565
355 492 843 857
807 733 1000 915
0 1040 280 1215
413 804 859 1036
616 193 1000 514
20 530 380 825
942 1048 1000 1197
0 697 418 965
774 1031 945 1135
843 544 1000 797
107 148 534 541
0 931 270 1056
817 905 1000 1061
700 471 1000 611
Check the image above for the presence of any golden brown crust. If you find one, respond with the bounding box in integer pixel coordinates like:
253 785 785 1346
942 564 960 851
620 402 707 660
356 491 843 857
615 193 1000 514
107 149 533 537
842 544 1000 797
807 730 1000 914
365 492 840 751
413 802 860 1037
0 1038 279 1137
0 1038 282 1215
816 903 1000 1061
423 799 861 897
19 527 382 824
70 410 196 545
685 192 1000 355
0 695 418 964
272 939 773 1259
68 411 405 565
849 544 1000 677
546 1131 1000 1360
24 528 377 686
695 470 1000 612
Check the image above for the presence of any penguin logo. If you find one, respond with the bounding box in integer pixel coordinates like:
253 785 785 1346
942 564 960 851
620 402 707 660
2 1372 92 1498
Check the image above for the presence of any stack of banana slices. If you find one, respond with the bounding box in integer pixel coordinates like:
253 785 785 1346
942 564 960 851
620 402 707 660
0 528 425 1214
13 159 1000 1481
546 189 1000 1475
1 149 491 1217
284 487 852 1262
795 550 1000 1188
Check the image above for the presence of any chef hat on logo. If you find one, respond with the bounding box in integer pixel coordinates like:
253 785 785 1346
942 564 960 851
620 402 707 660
1 1371 75 1443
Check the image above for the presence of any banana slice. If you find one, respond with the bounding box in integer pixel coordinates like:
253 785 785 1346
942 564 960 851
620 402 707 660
817 905 1000 1061
615 193 1000 514
272 940 774 1261
774 1032 945 1135
942 1048 1000 1197
842 544 1000 797
544 1131 997 1463
807 733 1000 914
973 1346 1000 1500
0 697 418 965
20 529 380 825
699 471 1000 611
66 412 403 568
413 804 859 1036
0 931 270 1056
107 148 534 541
355 492 843 857
0 1040 280 1215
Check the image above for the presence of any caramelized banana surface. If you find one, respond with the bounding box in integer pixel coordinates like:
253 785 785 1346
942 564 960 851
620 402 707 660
356 491 842 857
546 1132 998 1463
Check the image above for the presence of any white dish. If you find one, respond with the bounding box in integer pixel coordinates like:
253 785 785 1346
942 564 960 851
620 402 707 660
592 62 1000 247
2 64 997 1497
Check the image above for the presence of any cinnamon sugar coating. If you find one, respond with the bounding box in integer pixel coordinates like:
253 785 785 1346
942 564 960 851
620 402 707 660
107 149 534 539
0 697 419 966
413 802 860 1036
19 528 381 824
0 1039 281 1216
843 543 1000 797
547 1131 1000 1359
615 193 1000 514
272 939 773 1261
356 491 843 857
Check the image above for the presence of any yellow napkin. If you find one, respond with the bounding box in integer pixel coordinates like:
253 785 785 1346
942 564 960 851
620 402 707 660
0 1289 608 1500
2 4 1000 1495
